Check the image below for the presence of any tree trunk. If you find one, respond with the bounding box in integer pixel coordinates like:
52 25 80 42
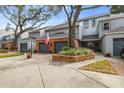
69 25 76 48
10 35 19 51
69 26 72 47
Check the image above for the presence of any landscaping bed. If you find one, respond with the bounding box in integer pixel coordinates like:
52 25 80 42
0 52 24 58
78 60 118 75
0 49 9 54
109 61 124 76
52 47 95 62
52 54 94 62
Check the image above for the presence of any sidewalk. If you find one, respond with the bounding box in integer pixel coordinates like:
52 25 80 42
0 54 124 88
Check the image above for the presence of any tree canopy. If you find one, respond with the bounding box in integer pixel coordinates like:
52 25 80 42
111 5 124 14
0 5 61 50
62 5 104 48
0 5 60 33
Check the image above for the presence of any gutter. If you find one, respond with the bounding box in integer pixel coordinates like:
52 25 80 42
80 38 100 42
45 25 79 32
101 31 124 40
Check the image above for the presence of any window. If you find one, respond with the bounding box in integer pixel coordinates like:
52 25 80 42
92 19 96 27
83 20 89 29
102 22 110 31
88 42 94 47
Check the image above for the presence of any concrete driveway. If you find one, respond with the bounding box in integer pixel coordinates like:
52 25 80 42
0 54 124 88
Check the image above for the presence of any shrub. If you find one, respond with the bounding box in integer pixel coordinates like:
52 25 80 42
0 49 9 53
62 46 71 51
0 52 24 58
58 48 94 56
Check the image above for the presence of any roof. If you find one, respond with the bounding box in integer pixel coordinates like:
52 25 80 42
28 26 52 33
20 37 36 41
104 27 124 36
45 13 109 32
112 26 124 32
40 32 68 39
45 22 80 31
78 13 109 21
98 13 124 22
0 29 14 38
81 35 100 41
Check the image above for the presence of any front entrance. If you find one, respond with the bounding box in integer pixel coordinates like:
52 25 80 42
113 38 124 56
39 43 49 53
81 41 100 51
20 43 28 52
54 41 68 53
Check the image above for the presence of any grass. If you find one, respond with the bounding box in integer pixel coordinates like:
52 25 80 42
0 52 24 58
78 60 118 75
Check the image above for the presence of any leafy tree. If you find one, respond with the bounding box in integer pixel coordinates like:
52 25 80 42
62 5 102 48
63 5 81 48
0 5 60 50
111 5 124 14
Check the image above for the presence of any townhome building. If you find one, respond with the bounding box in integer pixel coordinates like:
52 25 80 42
97 13 124 56
0 29 16 50
18 26 51 52
78 13 124 56
2 34 16 50
36 13 109 54
1 13 124 57
78 13 109 51
35 22 81 53
18 30 36 52
36 13 124 56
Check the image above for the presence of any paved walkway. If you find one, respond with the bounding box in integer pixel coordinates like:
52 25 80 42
0 54 124 88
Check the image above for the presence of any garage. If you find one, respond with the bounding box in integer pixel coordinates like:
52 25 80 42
39 43 49 53
20 43 28 52
55 41 68 53
113 38 124 56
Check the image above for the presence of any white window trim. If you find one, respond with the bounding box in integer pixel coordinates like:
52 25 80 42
102 21 110 31
92 19 96 27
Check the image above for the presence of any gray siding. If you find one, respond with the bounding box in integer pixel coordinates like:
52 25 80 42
30 32 40 38
46 28 69 37
98 17 124 38
45 26 79 39
18 39 36 52
102 34 124 56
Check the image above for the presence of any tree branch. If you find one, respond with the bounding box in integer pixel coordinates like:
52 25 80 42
21 6 46 26
63 5 70 21
0 11 17 26
70 5 74 21
20 19 47 35
72 5 81 26
31 17 48 27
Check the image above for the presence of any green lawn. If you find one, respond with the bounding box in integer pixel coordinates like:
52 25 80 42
78 60 118 75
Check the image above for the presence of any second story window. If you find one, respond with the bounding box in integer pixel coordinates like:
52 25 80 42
92 19 96 27
83 20 89 29
102 22 110 31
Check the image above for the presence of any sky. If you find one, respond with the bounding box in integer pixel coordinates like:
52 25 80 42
0 6 110 29
42 6 110 27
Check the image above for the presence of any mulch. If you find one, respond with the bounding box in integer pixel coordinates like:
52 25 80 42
109 61 124 76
